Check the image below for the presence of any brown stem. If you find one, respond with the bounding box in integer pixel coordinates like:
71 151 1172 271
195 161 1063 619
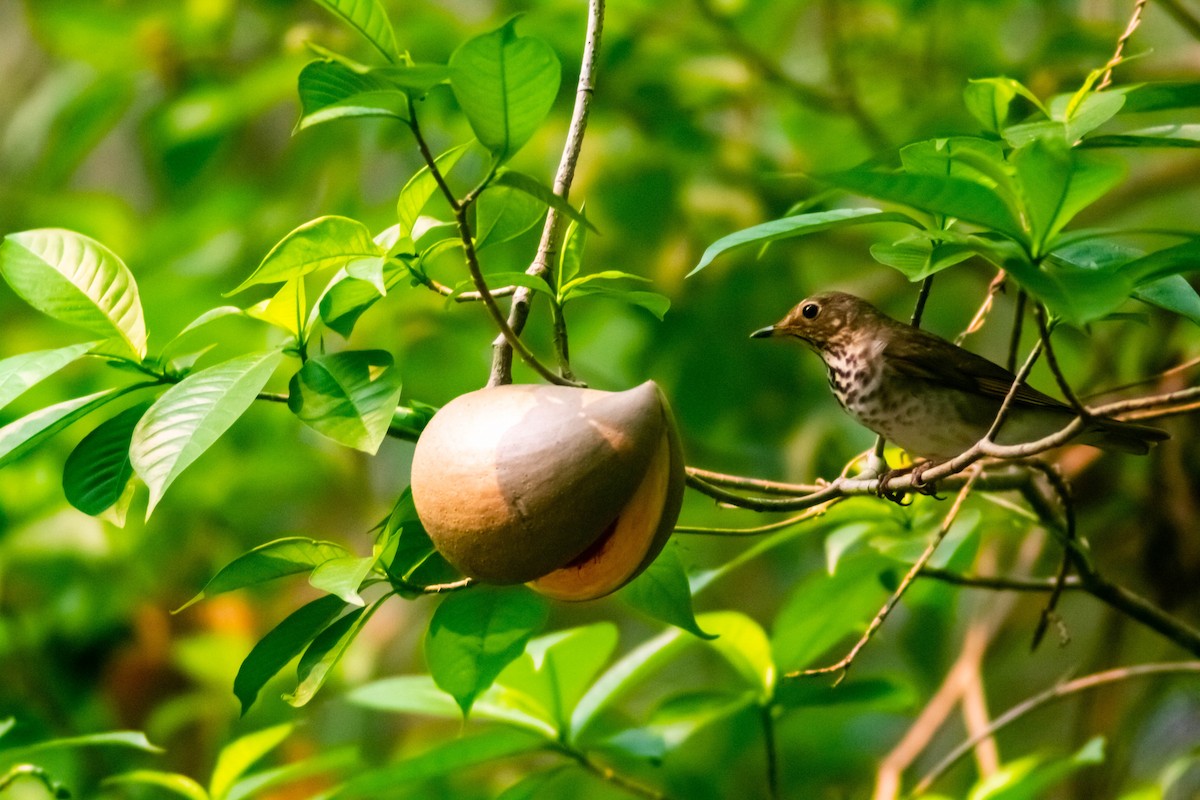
1034 304 1088 416
918 568 1082 592
1097 0 1150 91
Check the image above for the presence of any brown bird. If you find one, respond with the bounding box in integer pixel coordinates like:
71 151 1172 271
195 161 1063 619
752 292 1167 466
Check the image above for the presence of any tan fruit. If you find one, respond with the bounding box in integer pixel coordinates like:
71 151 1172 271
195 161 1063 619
410 381 685 600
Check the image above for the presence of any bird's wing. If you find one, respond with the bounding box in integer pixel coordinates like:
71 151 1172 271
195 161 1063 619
883 326 1067 409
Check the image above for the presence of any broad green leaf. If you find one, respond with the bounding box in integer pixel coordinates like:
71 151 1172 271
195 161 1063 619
1058 90 1127 142
1121 81 1200 112
824 170 1025 239
770 554 891 673
1120 238 1200 285
389 401 438 441
329 729 545 799
690 208 918 276
619 542 714 639
491 171 592 230
371 64 453 92
382 487 461 588
285 599 382 707
131 350 284 517
233 594 347 714
559 270 651 296
0 229 147 358
562 286 671 320
899 137 1007 182
0 341 96 413
287 350 403 454
1011 140 1125 251
210 723 293 800
476 185 547 248
177 538 351 613
697 612 775 699
1003 119 1068 148
869 239 974 281
311 0 399 63
316 260 410 338
424 587 549 715
104 771 209 800
449 20 560 162
0 386 137 469
231 217 383 294
516 623 620 730
396 142 471 237
308 554 377 607
1134 275 1200 325
1083 124 1200 149
963 77 1047 132
1005 257 1135 328
62 402 148 516
295 60 409 131
347 674 557 738
245 277 306 335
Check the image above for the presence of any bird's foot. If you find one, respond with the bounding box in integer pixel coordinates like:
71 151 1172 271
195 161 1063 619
875 461 944 504
909 460 945 500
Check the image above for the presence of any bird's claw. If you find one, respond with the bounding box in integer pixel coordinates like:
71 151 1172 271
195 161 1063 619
874 461 943 504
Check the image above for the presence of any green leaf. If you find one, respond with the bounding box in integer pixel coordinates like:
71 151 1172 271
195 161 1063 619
770 554 891 673
295 60 409 131
690 208 919 276
869 239 975 281
1083 123 1200 149
4 730 163 758
963 77 1047 132
177 538 351 613
424 587 549 715
382 487 461 588
233 594 347 714
1134 275 1200 326
824 170 1025 240
619 542 715 639
0 341 96 413
287 350 403 454
329 730 545 799
773 675 916 711
559 216 587 283
231 217 384 294
476 185 547 248
516 623 620 731
971 737 1105 800
285 598 382 707
245 277 306 336
0 387 137 470
1059 90 1127 142
1121 81 1200 112
396 142 471 237
559 270 651 296
449 20 561 162
308 555 377 607
62 402 147 516
1120 238 1200 285
210 723 293 800
310 0 400 63
562 286 671 320
1010 140 1125 252
316 260 410 338
131 350 284 517
697 612 775 699
224 746 357 800
104 771 210 800
491 171 592 230
0 229 147 358
899 137 1008 181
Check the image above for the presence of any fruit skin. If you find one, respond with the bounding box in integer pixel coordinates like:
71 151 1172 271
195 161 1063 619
410 381 684 591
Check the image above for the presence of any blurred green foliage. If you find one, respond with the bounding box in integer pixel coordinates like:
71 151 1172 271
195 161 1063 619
2 0 1200 798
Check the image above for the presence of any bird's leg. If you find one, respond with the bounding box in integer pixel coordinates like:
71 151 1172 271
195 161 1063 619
875 463 916 505
909 459 946 500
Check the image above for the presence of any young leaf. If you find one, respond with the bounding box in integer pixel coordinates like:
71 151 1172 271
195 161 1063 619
563 286 671 320
963 77 1048 132
516 623 620 729
316 260 410 338
696 612 775 700
475 185 547 248
491 171 592 230
618 542 715 640
690 208 919 276
558 216 587 283
295 60 409 131
347 674 557 737
382 487 461 589
244 277 306 336
131 350 284 517
209 723 294 800
103 771 210 800
233 594 347 715
397 142 471 237
176 537 352 613
287 350 403 454
62 402 148 516
449 20 561 162
308 555 378 607
0 341 97 413
424 587 549 715
285 598 382 707
310 0 400 63
230 217 384 294
0 387 139 470
0 229 147 358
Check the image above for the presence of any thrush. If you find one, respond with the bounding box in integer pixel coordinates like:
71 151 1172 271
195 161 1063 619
752 291 1167 466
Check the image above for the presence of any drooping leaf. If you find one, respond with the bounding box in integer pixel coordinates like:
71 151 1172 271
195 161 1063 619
1120 237 1200 285
618 543 715 640
869 239 975 281
285 598 382 707
424 587 549 715
4 730 163 758
0 387 139 469
231 217 384 294
295 59 409 131
1010 139 1125 251
62 402 148 516
475 184 547 248
176 538 351 613
310 0 400 63
287 350 403 454
233 594 347 714
491 171 592 230
449 20 561 162
963 77 1047 132
0 229 147 358
397 142 471 237
0 341 97 413
690 208 919 276
131 350 284 517
209 723 294 800
381 487 461 589
561 286 671 320
308 554 377 607
1134 275 1200 326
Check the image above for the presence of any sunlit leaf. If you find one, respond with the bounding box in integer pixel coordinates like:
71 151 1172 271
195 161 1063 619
491 171 592 230
397 142 471 237
285 598 382 707
697 612 775 699
287 350 403 454
296 60 410 131
0 387 138 469
104 771 210 800
177 538 351 613
209 723 293 800
131 350 284 517
476 184 547 248
0 229 147 358
310 0 400 63
308 554 377 607
231 217 384 293
381 487 461 589
619 542 715 639
0 341 96 413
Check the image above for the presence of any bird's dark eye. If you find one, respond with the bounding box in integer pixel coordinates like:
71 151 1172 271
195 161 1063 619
801 303 820 319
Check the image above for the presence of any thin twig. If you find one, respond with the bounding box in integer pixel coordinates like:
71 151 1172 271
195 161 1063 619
787 467 983 684
1006 289 1026 373
912 661 1200 795
918 568 1082 592
419 276 518 302
674 504 833 536
490 0 605 386
686 467 822 496
1084 353 1200 400
1097 0 1150 91
554 744 667 800
1023 460 1077 650
1034 304 1088 415
955 271 1006 346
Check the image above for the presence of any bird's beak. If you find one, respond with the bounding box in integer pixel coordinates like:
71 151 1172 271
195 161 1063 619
750 325 776 339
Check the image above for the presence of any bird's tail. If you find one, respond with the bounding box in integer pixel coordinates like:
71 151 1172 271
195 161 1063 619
1080 416 1169 455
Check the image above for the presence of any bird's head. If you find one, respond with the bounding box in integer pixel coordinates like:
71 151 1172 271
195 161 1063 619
751 291 881 352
